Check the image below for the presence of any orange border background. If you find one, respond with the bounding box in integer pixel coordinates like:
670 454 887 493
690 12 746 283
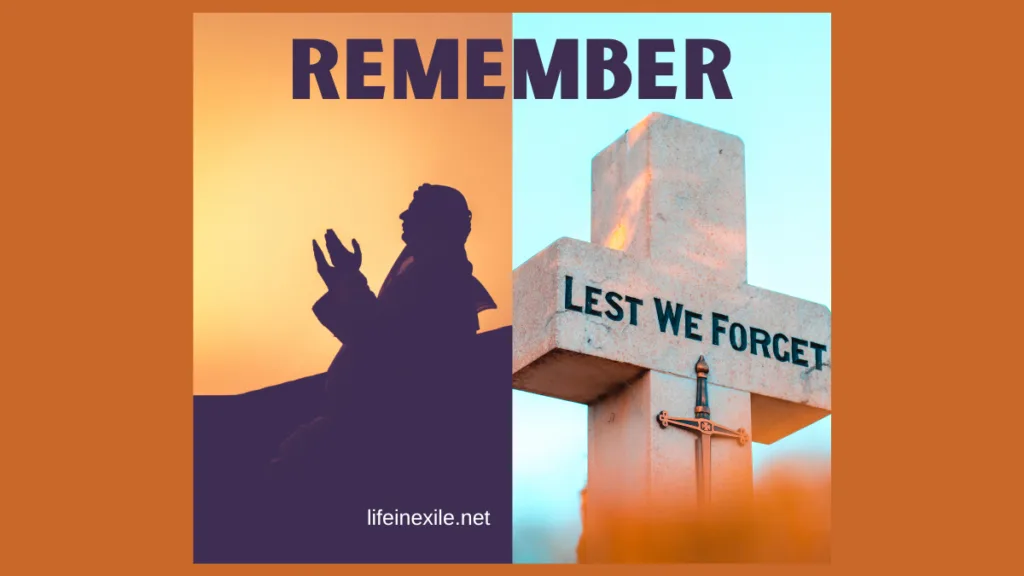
6 1 1018 574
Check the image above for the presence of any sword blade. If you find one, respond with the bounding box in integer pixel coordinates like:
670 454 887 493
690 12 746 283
700 432 708 504
696 433 712 506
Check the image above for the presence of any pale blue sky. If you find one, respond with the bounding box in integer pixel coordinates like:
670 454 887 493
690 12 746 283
510 13 831 563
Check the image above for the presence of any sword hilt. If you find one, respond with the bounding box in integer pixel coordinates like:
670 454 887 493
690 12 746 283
694 355 710 420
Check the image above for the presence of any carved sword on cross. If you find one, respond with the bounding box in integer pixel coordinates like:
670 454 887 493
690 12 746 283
657 355 749 507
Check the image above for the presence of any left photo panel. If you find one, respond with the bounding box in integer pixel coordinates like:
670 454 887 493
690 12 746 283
192 13 513 563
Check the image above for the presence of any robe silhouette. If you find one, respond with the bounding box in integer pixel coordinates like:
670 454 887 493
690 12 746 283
255 184 506 562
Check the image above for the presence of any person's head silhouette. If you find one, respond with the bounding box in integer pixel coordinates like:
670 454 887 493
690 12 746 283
399 184 472 255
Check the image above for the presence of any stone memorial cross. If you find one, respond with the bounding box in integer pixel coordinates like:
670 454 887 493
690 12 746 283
512 113 832 561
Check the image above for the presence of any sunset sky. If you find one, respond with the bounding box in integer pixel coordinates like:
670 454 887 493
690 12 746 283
193 14 512 395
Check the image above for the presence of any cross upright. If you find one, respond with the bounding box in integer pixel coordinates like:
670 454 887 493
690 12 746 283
512 113 831 562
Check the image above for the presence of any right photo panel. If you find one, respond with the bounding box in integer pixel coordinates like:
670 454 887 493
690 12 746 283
510 12 832 563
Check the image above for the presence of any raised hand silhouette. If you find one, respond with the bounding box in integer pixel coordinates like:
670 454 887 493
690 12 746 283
313 229 361 290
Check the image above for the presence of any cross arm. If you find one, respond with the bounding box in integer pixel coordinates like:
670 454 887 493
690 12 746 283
656 411 702 433
709 422 749 445
657 411 749 445
512 238 831 443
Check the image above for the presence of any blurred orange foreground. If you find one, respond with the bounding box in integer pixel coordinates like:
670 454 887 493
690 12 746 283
577 457 831 563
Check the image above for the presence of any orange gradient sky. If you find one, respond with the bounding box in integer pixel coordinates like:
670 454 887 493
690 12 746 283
194 14 512 395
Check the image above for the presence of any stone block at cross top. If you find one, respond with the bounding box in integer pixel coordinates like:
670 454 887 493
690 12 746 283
592 112 747 286
512 113 831 444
